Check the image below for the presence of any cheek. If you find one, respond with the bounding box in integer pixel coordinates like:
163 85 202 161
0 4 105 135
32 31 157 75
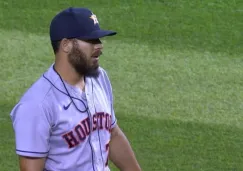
79 44 94 57
87 47 94 57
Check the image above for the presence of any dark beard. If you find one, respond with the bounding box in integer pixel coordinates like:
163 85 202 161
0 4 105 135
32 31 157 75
68 41 99 78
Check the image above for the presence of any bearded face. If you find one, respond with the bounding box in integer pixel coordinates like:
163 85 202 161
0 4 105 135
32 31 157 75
67 39 102 78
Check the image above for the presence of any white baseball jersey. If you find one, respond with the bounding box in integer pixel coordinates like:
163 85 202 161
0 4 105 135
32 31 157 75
10 64 117 171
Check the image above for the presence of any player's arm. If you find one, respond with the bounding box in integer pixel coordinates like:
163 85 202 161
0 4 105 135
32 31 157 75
19 156 46 171
101 69 140 170
10 103 51 171
109 125 141 171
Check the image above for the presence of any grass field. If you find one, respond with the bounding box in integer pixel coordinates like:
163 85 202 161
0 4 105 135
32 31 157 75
1 0 243 170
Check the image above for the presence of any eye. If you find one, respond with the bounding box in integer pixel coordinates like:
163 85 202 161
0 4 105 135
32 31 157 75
85 39 102 44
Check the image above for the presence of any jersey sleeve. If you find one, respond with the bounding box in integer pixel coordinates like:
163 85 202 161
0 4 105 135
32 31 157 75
110 104 117 129
100 68 117 129
10 102 51 157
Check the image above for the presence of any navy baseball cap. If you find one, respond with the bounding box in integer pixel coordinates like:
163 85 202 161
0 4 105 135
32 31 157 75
50 7 117 41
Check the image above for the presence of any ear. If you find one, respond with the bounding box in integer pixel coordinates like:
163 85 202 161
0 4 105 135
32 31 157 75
60 38 72 53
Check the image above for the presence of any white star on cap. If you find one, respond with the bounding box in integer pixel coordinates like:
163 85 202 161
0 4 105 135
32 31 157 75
90 13 99 25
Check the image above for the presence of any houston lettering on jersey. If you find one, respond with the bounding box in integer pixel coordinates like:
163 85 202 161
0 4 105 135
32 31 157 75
62 112 112 148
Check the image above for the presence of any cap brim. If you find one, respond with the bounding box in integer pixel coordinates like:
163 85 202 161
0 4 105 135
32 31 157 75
77 30 117 40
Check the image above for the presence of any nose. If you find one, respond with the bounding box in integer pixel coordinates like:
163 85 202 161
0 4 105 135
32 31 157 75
94 41 103 50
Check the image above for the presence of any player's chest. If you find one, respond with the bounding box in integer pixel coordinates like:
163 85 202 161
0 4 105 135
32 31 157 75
51 85 112 137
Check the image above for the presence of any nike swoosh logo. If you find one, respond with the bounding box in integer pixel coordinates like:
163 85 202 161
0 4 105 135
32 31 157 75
63 101 72 110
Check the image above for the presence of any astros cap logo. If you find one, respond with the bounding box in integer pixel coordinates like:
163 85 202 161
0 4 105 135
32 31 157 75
90 13 99 25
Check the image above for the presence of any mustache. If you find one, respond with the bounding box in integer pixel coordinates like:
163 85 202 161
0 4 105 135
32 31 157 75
92 51 103 57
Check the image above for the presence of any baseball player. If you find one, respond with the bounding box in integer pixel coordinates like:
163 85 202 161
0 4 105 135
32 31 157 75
10 7 141 171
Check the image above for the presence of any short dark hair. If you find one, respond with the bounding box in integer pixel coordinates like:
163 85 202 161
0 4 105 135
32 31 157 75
51 41 61 54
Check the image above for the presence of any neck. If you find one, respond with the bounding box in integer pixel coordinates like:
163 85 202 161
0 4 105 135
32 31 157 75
54 57 85 90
